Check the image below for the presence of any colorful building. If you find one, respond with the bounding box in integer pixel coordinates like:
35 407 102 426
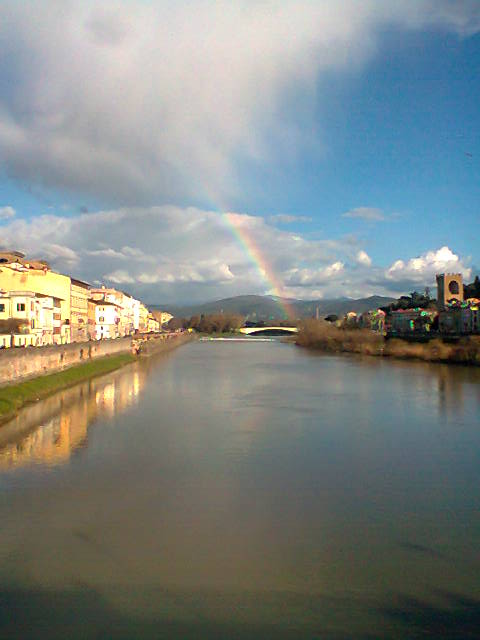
358 309 386 333
439 302 480 335
388 309 436 336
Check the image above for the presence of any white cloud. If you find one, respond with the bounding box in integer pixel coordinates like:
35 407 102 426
42 243 79 265
104 270 135 284
0 205 351 301
0 206 15 220
356 250 372 266
284 261 345 287
342 207 386 222
385 246 471 285
0 1 478 204
0 206 473 303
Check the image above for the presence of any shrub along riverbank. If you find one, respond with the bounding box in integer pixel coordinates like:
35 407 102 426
0 353 135 424
296 320 480 366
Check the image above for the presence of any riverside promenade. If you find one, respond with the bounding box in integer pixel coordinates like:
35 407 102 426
0 332 192 387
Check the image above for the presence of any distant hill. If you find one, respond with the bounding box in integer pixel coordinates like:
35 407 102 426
153 294 395 321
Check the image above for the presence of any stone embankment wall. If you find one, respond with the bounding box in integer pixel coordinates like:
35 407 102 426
0 338 133 386
0 333 193 386
135 332 192 357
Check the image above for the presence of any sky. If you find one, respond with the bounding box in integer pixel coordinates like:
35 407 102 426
0 0 479 305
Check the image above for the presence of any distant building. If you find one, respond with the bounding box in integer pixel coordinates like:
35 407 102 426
146 314 160 333
138 303 149 333
70 278 90 342
87 299 97 340
343 311 358 328
388 309 436 336
436 273 463 311
90 287 142 337
438 302 480 336
358 309 386 333
93 300 121 340
151 310 173 327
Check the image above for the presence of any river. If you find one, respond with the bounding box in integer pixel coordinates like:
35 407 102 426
0 340 479 638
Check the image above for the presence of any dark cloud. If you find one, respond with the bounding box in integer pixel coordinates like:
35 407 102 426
0 1 478 205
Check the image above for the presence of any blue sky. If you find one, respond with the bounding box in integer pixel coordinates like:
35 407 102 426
0 1 479 304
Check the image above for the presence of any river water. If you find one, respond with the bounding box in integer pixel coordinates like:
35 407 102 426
0 340 479 639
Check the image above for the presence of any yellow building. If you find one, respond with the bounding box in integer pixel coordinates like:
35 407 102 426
0 252 71 344
146 314 160 333
138 303 149 333
70 278 90 342
152 310 173 327
87 299 97 340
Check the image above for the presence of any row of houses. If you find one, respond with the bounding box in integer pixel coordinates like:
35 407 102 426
386 301 480 337
387 273 479 338
337 274 480 339
0 251 171 348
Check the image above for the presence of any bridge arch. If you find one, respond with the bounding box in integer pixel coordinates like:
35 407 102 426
239 326 298 336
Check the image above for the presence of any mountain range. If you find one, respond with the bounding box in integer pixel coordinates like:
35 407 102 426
153 294 396 321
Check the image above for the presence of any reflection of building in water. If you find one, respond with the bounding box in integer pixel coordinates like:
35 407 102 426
0 401 89 467
0 365 147 470
436 365 467 417
95 371 142 418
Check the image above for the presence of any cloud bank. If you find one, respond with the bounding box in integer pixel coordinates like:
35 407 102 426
0 206 471 304
0 206 15 220
0 1 479 205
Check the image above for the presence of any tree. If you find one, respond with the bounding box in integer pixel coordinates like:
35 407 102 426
464 276 480 299
167 317 186 331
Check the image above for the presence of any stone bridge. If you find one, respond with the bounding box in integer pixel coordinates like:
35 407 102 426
239 326 298 336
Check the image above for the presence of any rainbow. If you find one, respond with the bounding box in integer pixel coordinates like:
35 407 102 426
221 212 296 320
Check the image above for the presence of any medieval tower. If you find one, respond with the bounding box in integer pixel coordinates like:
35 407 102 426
436 273 464 310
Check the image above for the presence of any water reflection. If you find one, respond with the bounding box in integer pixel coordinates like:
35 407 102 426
0 343 479 638
0 364 147 470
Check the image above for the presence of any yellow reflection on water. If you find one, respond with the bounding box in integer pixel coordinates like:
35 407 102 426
0 363 147 470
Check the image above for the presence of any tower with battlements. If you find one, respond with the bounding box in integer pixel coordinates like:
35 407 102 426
436 273 463 310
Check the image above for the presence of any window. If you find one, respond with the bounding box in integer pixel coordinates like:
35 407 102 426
0 304 4 312
31 320 35 329
99 316 105 322
448 280 459 295
16 303 25 312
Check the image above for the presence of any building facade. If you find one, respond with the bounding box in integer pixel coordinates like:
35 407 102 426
70 279 90 342
0 290 55 347
0 253 71 343
388 309 436 336
94 301 121 340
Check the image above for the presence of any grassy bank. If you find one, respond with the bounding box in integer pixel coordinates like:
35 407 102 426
0 353 135 424
297 320 480 366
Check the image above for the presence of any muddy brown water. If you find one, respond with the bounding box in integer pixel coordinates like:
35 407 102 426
0 340 479 638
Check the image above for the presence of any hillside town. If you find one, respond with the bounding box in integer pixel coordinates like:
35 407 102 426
0 251 172 348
